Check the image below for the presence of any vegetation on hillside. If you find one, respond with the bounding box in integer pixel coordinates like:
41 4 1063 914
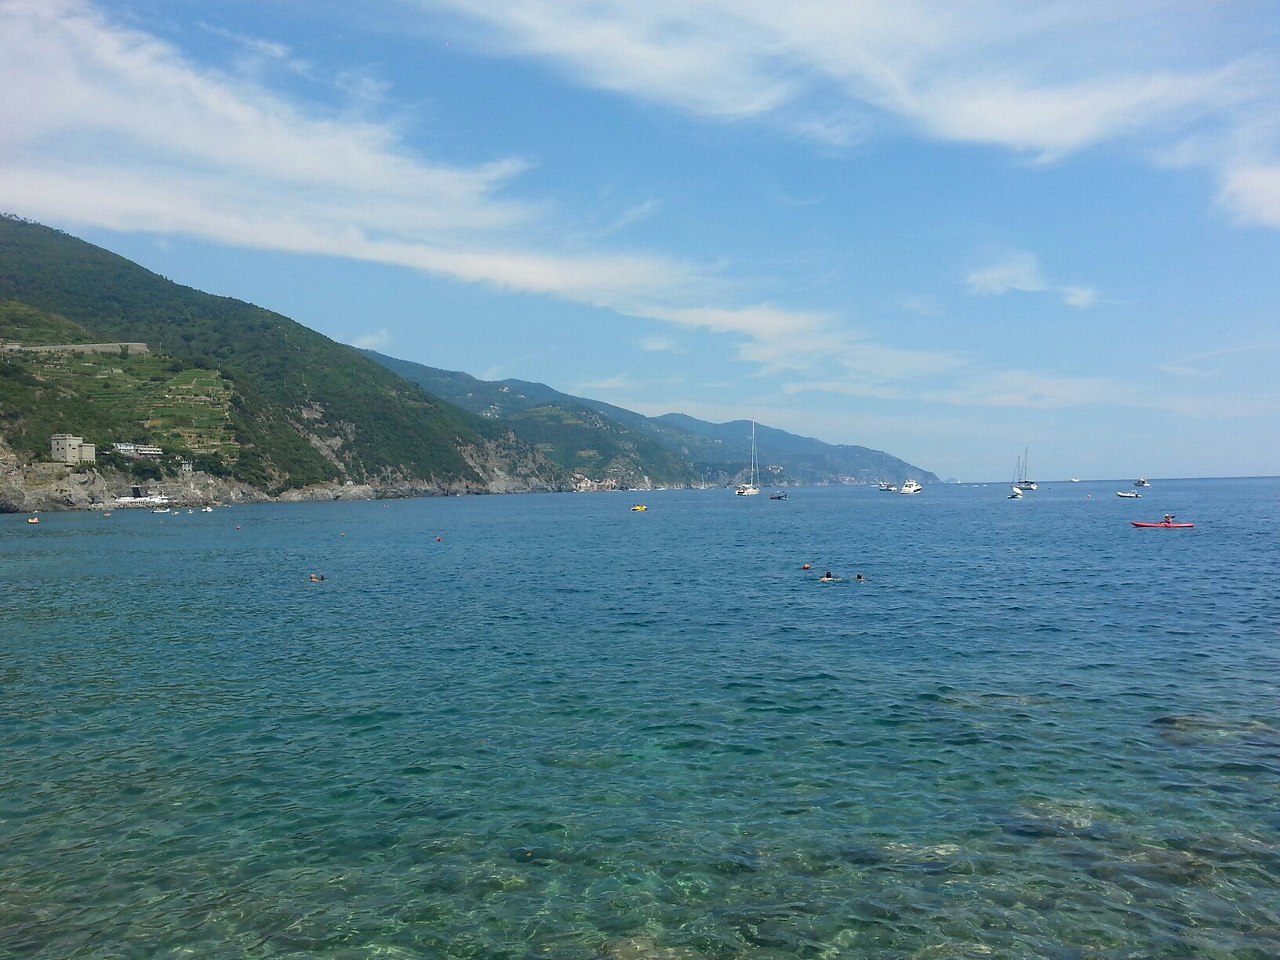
0 215 533 492
0 215 937 495
366 351 940 486
367 352 698 485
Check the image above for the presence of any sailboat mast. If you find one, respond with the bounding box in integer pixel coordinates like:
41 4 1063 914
751 420 758 485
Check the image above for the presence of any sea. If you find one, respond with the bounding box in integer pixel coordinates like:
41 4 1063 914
2 477 1278 960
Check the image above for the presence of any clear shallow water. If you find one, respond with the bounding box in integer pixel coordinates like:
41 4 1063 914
2 478 1278 959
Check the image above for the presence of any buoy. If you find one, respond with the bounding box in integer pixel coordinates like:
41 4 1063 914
436 536 442 542
801 564 811 570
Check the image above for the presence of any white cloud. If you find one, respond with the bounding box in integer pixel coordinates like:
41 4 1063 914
352 327 392 349
1219 163 1280 228
1159 343 1273 378
967 251 1097 308
639 302 826 339
1061 286 1098 309
0 0 963 400
927 370 1131 410
966 251 1045 296
197 22 293 63
422 0 1280 217
640 336 678 352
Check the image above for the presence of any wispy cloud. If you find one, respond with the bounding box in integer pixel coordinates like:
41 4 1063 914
0 1 732 312
639 336 678 352
1159 343 1273 378
197 21 294 64
423 0 1280 217
966 251 1045 296
1219 163 1280 228
966 251 1096 308
0 0 960 399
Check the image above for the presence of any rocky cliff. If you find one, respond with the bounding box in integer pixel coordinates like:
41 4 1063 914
0 430 572 513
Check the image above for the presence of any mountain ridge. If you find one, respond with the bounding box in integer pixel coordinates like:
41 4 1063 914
364 350 941 487
0 214 939 510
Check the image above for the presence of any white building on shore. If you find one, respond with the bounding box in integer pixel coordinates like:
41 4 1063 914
112 442 164 458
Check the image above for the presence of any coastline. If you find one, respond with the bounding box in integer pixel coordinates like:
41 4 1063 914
0 462 575 514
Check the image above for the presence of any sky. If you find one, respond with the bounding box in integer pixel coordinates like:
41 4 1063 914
3 0 1279 482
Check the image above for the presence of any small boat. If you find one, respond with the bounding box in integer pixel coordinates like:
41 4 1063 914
1132 521 1193 528
769 492 788 500
1116 491 1142 499
876 480 898 493
152 507 171 514
1008 487 1023 499
899 479 923 495
26 517 39 524
1134 478 1151 487
630 504 647 512
1070 477 1081 483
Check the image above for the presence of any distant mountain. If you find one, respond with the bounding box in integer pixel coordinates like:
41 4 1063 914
365 351 940 487
0 215 566 494
365 353 697 487
0 214 936 502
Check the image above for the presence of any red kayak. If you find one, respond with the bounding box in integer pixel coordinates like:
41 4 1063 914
1132 521 1194 528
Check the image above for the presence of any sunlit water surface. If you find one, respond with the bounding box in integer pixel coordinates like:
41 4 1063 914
3 478 1278 959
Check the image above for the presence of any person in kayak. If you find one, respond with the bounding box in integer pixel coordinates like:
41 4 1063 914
1164 515 1175 524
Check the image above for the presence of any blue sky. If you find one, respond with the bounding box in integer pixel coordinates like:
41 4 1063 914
3 0 1278 481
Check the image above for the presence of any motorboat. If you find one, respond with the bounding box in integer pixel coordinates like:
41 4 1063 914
877 480 898 493
1134 478 1151 487
899 479 923 495
1116 491 1142 499
769 491 788 500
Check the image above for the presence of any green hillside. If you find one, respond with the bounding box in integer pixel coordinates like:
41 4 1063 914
367 352 698 486
0 216 548 493
366 351 940 487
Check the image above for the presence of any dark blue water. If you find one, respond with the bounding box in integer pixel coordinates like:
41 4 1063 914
3 479 1279 959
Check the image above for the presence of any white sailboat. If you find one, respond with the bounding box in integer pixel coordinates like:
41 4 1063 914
1015 448 1037 491
735 421 761 496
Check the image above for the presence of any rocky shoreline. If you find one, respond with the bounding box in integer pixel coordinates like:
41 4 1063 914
0 459 569 515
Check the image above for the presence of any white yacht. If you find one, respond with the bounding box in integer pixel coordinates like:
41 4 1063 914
899 479 923 495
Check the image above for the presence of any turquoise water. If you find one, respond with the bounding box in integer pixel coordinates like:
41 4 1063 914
2 479 1278 959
